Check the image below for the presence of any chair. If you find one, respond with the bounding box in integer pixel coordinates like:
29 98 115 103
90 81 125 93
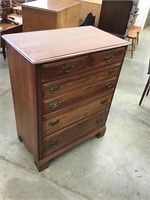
127 30 137 59
130 26 141 45
127 25 141 59
139 60 150 105
79 12 95 27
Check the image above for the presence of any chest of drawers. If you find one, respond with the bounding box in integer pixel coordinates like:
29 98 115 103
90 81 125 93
3 26 129 171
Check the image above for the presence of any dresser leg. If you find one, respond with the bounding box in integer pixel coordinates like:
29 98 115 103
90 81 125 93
18 135 23 142
96 127 106 138
34 161 49 172
2 47 6 59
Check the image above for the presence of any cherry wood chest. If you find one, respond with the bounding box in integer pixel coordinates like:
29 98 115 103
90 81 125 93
3 27 129 171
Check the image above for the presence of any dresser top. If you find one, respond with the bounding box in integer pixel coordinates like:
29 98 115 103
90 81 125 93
81 0 102 4
22 0 80 13
3 26 129 64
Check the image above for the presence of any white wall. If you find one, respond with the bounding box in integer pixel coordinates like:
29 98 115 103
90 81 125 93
135 0 150 29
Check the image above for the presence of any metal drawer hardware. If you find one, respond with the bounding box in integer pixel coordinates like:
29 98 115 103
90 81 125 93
100 99 108 105
49 86 60 93
62 64 74 73
106 82 113 89
96 118 103 124
49 140 58 148
104 55 113 62
49 119 60 126
108 68 116 75
49 101 61 109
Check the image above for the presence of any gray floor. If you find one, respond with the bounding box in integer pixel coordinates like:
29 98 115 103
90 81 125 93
0 27 150 200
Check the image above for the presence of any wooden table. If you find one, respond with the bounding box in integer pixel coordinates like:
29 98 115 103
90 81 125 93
22 0 81 32
0 14 22 58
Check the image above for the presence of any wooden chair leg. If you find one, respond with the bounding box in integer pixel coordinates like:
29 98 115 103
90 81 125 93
134 38 136 51
137 32 139 45
139 77 150 105
131 38 134 59
131 38 136 59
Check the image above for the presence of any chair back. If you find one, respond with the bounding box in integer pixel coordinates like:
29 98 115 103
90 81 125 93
79 12 95 26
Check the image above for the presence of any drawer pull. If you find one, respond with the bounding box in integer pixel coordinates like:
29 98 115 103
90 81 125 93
62 65 74 73
49 86 60 93
49 140 58 149
106 82 113 89
96 118 103 124
49 101 61 109
49 119 60 126
104 55 113 62
108 69 116 75
100 99 108 105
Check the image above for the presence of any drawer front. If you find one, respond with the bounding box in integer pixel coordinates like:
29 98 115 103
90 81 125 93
43 92 113 136
43 110 108 157
42 64 120 100
43 78 117 114
41 47 125 83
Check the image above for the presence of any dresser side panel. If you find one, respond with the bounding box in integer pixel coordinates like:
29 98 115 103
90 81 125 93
6 43 39 159
57 10 66 28
65 3 80 28
22 6 57 32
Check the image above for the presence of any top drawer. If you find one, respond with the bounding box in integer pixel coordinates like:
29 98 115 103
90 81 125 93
41 47 125 83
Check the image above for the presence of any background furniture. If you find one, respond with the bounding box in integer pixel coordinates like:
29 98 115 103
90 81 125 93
129 26 141 45
0 0 12 15
139 60 150 105
127 25 141 58
98 0 139 39
22 0 80 31
79 12 95 26
78 0 102 27
3 26 128 171
0 14 22 58
13 6 22 14
127 30 137 59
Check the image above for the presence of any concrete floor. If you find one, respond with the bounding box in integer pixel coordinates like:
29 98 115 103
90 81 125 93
0 27 150 200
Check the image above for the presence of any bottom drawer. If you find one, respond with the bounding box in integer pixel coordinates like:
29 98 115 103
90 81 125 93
43 110 108 157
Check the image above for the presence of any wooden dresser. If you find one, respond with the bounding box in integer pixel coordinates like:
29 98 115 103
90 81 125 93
22 0 80 32
3 27 129 171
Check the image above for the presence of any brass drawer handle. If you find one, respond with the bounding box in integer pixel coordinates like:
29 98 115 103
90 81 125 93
100 99 108 105
62 64 74 73
49 101 61 109
104 55 113 62
106 82 113 89
96 118 103 124
108 69 116 75
49 140 58 148
49 86 60 94
49 119 60 126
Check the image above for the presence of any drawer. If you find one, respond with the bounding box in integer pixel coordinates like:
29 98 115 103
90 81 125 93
43 110 108 157
42 63 121 100
41 47 125 83
43 92 113 136
43 78 117 114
